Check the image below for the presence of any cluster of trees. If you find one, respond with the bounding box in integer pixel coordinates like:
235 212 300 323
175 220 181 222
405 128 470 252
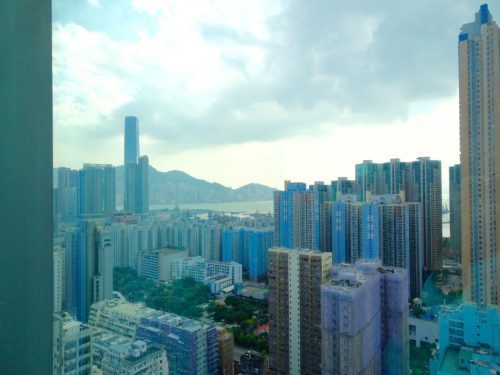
207 296 269 353
233 328 268 353
113 267 211 318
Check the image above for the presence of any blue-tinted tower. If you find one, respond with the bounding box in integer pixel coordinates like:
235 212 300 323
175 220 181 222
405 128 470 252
124 116 139 165
361 203 380 259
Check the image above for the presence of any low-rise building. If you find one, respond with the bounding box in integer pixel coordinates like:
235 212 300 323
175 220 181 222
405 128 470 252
430 304 500 374
409 315 439 348
238 350 268 375
92 330 168 375
205 274 234 295
172 256 242 294
89 296 157 338
137 311 219 375
139 248 188 282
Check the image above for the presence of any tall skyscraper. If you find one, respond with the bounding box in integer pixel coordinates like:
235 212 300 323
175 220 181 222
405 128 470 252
0 1 53 372
124 117 149 214
459 4 500 306
449 164 461 259
124 116 139 165
321 260 409 375
268 248 332 375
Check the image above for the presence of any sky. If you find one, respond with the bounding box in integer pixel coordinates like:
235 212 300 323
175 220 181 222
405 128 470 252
52 0 500 194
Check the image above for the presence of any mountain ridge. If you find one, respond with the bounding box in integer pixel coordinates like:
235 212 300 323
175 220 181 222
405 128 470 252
54 166 276 204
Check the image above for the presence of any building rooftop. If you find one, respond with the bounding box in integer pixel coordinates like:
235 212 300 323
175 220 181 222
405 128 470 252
329 279 363 288
93 331 163 364
144 311 209 332
206 274 230 281
152 248 188 255
91 298 156 319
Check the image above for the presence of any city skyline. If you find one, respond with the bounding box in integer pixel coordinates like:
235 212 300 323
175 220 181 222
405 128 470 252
53 1 500 190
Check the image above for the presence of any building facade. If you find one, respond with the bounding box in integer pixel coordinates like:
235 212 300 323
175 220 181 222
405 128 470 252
65 220 114 322
448 164 461 260
430 304 500 374
354 158 442 272
137 311 218 375
216 327 234 375
273 182 318 250
459 4 500 306
53 312 93 375
321 260 409 375
222 227 273 280
268 248 332 375
79 164 116 216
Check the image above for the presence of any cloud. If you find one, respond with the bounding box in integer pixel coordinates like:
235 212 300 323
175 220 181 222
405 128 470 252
86 0 100 7
53 0 499 167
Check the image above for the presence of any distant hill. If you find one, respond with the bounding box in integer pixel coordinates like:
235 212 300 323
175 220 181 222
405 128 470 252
116 166 275 204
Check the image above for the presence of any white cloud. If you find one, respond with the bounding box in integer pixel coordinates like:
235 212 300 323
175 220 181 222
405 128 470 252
52 0 496 186
86 0 100 8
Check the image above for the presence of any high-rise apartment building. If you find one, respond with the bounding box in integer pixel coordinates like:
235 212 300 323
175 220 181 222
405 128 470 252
248 228 273 281
330 177 357 201
321 260 409 375
268 248 332 375
65 220 114 322
274 181 318 250
459 4 500 306
203 223 222 261
79 164 116 216
55 167 79 221
222 227 273 280
374 195 422 299
354 158 442 272
54 246 65 313
332 194 422 298
411 157 442 273
331 195 365 264
449 164 461 259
